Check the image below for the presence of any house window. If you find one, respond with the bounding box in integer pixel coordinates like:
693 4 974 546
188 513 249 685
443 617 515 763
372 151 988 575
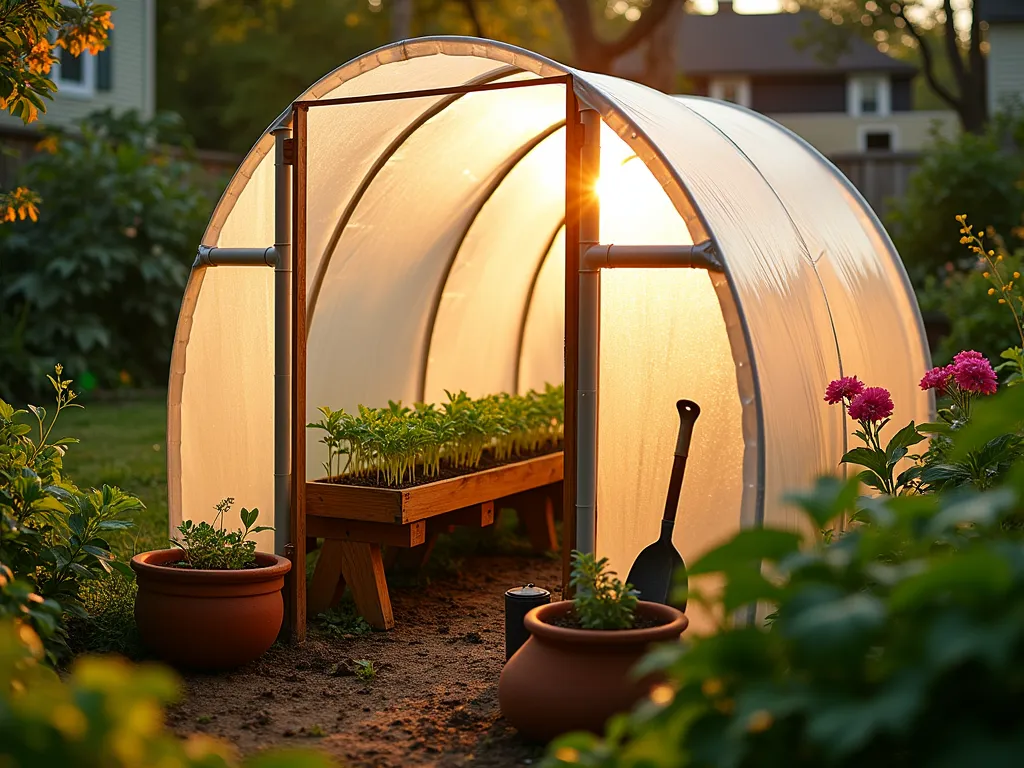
51 4 112 97
858 126 898 152
53 46 95 97
709 77 751 108
848 76 891 117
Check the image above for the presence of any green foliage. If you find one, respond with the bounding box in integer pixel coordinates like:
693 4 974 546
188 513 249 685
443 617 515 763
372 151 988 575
171 498 271 570
544 403 1024 768
887 114 1024 285
0 619 339 768
309 384 564 486
316 600 372 639
0 109 215 401
840 421 926 496
0 0 113 124
918 250 1024 365
570 551 638 631
353 659 377 682
917 383 1024 494
0 367 140 662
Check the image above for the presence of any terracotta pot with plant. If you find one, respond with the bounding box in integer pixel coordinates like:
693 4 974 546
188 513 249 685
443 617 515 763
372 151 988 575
498 551 687 742
131 498 291 671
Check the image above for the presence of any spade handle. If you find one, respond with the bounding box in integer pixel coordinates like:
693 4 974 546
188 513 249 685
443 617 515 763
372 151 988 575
663 400 700 527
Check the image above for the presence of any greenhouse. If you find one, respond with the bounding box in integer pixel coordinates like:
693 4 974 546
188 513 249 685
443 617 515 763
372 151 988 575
167 37 932 637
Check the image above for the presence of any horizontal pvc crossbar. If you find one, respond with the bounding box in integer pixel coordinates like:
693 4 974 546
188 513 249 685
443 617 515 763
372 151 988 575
581 241 722 272
294 74 572 110
195 245 277 268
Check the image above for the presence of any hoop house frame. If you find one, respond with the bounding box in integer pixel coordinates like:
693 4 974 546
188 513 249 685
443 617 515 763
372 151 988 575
170 37 931 642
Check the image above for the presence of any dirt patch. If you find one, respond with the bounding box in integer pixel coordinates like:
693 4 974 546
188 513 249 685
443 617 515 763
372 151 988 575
169 554 563 767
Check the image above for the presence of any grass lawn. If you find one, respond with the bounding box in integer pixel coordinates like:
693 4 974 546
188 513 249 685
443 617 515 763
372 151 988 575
59 394 169 555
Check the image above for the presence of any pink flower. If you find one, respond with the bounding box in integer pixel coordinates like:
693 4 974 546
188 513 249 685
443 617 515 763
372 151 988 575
848 387 894 422
953 350 986 365
952 357 998 395
920 365 954 395
824 376 865 404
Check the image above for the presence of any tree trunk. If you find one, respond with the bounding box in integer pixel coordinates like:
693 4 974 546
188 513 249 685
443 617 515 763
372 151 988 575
390 0 413 42
638 1 682 92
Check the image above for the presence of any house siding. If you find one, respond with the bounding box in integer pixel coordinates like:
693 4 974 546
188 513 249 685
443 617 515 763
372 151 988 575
774 111 958 155
750 75 846 114
989 24 1024 115
0 0 154 132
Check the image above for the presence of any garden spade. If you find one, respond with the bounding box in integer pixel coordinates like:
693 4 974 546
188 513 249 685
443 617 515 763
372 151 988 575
626 399 700 609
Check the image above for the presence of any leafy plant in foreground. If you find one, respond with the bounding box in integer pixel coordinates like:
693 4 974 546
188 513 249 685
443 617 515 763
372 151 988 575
171 498 271 570
0 618 338 768
570 551 638 631
545 402 1024 767
0 366 140 661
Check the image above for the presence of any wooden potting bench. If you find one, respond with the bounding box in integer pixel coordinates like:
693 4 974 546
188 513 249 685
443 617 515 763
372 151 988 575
305 452 564 629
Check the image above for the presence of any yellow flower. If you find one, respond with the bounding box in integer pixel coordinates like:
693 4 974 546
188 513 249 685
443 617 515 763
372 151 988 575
650 684 675 705
554 747 579 763
989 288 997 295
983 272 990 278
747 710 774 733
702 678 725 697
35 135 58 154
1014 272 1021 279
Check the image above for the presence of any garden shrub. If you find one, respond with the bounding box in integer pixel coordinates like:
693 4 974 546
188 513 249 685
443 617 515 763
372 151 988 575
545 389 1024 768
0 618 336 768
917 249 1024 364
0 368 140 661
0 109 214 402
886 111 1024 285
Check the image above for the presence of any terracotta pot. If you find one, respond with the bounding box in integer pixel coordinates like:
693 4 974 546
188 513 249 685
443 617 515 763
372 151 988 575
498 600 687 743
131 549 291 671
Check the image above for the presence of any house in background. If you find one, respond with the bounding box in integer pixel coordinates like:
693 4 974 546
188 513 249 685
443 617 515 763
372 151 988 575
616 1 959 214
984 0 1024 115
0 1 156 183
662 1 958 155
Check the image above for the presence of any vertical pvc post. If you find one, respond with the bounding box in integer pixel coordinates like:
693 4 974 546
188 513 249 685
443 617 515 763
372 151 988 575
272 122 292 556
575 108 601 554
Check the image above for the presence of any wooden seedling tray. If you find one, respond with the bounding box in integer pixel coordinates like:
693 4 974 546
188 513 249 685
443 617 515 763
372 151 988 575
306 451 564 525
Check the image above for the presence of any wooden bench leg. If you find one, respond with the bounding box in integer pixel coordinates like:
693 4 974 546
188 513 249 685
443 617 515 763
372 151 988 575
340 542 394 630
521 492 559 552
308 539 346 616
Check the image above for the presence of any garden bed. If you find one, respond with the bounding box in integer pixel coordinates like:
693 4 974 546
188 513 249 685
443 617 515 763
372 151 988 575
307 450 564 525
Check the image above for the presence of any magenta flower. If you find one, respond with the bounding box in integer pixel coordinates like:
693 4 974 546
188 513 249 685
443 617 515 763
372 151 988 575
824 376 865 404
848 387 894 422
952 357 998 395
919 365 954 395
953 350 986 365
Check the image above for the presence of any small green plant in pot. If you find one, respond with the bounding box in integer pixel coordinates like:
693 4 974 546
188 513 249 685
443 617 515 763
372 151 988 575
498 552 688 743
131 499 291 671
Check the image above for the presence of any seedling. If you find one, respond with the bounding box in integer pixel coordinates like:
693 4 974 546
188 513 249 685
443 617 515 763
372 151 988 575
308 384 564 487
171 498 272 570
570 551 639 630
353 659 377 682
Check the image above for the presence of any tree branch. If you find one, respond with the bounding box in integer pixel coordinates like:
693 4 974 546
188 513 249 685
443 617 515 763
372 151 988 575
555 0 676 69
602 0 675 62
895 4 961 110
941 0 967 87
458 0 484 39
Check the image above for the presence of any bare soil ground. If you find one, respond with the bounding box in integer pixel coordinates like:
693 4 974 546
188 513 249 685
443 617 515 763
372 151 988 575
169 554 563 768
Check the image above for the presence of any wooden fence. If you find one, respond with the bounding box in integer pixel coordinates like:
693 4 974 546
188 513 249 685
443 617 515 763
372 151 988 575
830 151 922 219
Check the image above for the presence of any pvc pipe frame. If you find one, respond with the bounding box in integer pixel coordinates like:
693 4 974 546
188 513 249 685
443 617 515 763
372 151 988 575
190 125 293 556
573 112 723 556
